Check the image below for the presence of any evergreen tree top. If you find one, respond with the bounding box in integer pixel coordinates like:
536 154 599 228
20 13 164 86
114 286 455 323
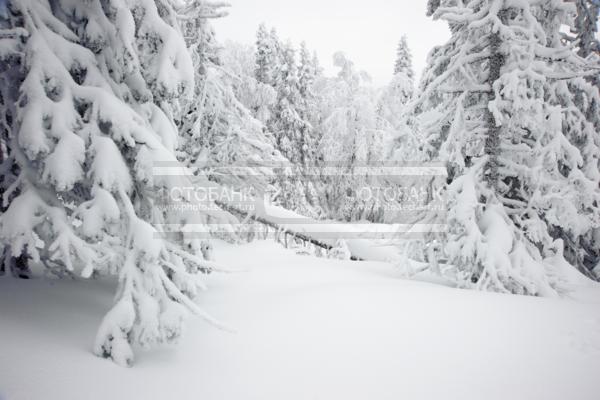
394 35 414 80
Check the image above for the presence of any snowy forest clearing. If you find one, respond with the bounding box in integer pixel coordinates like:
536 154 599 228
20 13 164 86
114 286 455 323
1 239 599 400
2 0 600 396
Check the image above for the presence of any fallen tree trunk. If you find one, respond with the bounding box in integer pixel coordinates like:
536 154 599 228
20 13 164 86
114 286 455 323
215 200 364 261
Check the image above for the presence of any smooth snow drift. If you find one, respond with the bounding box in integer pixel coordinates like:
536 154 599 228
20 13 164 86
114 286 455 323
1 239 599 400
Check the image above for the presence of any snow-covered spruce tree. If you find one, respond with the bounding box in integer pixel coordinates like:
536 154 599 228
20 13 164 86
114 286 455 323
311 50 323 79
262 37 316 216
297 41 319 167
415 0 600 294
294 41 323 214
298 42 315 97
274 43 312 215
496 1 600 280
394 35 414 80
567 0 600 277
0 10 30 278
385 67 414 111
571 0 600 59
0 0 223 365
255 23 279 87
270 41 302 163
380 35 417 162
176 3 283 196
175 1 225 172
551 74 600 278
414 41 456 155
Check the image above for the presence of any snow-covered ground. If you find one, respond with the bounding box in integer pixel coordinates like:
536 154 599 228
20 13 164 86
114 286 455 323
1 239 599 400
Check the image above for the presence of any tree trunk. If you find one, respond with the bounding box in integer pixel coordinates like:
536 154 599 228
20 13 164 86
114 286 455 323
483 28 504 191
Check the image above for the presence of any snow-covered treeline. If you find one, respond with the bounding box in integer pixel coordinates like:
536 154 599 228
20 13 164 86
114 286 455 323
223 25 420 222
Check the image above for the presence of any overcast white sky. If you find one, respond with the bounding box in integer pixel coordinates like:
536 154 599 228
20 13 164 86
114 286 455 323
212 1 450 86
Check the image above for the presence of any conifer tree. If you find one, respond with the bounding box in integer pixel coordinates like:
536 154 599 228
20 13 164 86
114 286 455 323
416 0 600 294
255 23 278 86
381 36 416 161
0 0 222 365
268 40 315 215
394 35 414 80
298 41 318 167
572 0 600 59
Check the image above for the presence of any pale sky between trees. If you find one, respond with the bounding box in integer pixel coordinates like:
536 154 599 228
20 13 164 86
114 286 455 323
212 0 451 85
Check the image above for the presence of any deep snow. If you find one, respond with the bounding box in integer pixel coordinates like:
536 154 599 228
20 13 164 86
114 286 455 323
1 239 599 400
